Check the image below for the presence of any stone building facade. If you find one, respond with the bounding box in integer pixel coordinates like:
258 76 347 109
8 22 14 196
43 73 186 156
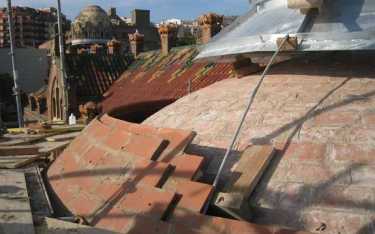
67 6 160 53
0 6 68 48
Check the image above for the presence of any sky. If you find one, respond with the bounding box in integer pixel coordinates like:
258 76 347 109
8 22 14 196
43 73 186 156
0 0 249 22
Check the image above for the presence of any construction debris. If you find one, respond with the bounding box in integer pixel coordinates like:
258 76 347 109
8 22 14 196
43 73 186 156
46 114 312 234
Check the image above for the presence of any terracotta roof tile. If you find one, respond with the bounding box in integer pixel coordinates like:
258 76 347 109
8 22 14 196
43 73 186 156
100 46 235 113
47 115 312 234
65 53 133 103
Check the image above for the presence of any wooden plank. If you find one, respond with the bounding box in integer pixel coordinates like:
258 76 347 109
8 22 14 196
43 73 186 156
45 132 80 142
35 217 117 234
214 145 276 220
0 145 40 156
224 145 275 197
0 155 42 169
35 141 70 155
0 170 35 234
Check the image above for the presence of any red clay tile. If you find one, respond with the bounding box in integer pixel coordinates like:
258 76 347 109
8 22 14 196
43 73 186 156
122 134 166 160
94 201 133 232
163 176 213 213
68 136 91 156
86 119 112 142
100 47 234 114
130 159 171 187
67 192 103 217
170 154 204 180
126 217 172 234
104 128 132 151
157 128 196 163
82 146 108 166
116 185 174 218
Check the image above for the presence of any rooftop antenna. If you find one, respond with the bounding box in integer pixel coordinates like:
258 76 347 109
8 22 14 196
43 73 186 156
7 0 24 127
56 0 69 122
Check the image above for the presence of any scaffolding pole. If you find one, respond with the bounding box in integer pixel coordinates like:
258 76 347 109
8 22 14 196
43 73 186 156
7 0 24 128
57 0 69 122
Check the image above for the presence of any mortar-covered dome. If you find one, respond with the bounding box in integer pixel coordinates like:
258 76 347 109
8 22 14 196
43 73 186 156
71 5 113 45
144 52 375 234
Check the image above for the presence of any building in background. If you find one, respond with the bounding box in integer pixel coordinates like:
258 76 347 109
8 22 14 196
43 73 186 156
158 15 238 46
67 6 160 53
0 6 69 48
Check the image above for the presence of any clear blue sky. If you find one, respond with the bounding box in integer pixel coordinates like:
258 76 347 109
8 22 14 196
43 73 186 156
1 0 249 22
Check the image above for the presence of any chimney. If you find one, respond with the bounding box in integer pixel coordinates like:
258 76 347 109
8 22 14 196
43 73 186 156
128 30 144 57
158 24 177 56
90 44 101 54
107 39 122 55
198 13 223 44
108 7 116 17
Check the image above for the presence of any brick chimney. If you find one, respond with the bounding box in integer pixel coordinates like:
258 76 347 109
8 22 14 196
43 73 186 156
90 44 102 54
107 39 122 55
158 24 177 56
128 30 144 57
198 13 224 44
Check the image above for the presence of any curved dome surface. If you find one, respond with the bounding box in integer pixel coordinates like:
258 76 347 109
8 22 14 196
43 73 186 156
71 5 113 45
144 52 375 234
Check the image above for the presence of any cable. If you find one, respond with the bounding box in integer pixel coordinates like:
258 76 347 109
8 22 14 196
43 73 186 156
203 34 290 214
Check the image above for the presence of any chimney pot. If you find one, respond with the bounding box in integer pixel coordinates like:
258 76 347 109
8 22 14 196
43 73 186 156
198 13 223 44
128 30 144 57
107 39 122 55
158 24 177 56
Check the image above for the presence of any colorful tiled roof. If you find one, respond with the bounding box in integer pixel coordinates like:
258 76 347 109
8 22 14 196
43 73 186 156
100 46 235 114
65 53 133 102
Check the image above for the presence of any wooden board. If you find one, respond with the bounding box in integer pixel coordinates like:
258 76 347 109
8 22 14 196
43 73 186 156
0 170 35 234
224 145 275 197
45 132 80 142
0 155 42 169
35 141 70 155
0 145 40 156
214 145 276 220
35 217 117 234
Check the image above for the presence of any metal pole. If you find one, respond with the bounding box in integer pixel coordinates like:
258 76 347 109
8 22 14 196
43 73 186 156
56 0 69 122
203 35 290 214
0 102 4 134
7 0 23 128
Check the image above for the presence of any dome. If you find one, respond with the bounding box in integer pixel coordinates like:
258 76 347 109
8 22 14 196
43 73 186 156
71 5 113 45
143 53 375 234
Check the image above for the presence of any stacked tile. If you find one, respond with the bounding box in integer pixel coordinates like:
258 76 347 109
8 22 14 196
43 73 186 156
47 114 312 234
